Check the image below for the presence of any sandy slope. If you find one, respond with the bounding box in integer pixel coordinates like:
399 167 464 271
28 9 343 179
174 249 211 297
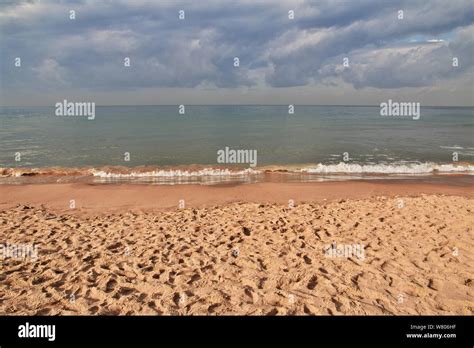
1 193 473 315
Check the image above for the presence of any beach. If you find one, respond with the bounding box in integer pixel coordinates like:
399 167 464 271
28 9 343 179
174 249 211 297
2 2 474 345
1 180 473 315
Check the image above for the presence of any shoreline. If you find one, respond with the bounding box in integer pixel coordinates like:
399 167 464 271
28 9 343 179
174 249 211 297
2 161 474 178
1 180 473 215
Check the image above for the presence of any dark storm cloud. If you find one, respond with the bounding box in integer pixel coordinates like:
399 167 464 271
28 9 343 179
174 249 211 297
1 0 473 97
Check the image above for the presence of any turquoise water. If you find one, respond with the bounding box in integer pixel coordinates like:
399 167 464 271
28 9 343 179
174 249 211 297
0 105 473 170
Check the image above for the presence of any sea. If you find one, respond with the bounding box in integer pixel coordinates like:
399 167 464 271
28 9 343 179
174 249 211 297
1 105 473 184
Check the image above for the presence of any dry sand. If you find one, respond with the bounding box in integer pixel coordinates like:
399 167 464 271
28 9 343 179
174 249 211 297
0 181 473 315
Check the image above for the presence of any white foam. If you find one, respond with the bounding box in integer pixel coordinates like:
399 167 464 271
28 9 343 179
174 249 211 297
440 145 464 150
91 167 261 178
301 162 474 174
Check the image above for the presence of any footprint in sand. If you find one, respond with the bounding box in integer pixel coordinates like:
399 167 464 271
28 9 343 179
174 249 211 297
32 275 51 285
112 287 135 299
35 308 53 315
187 273 201 285
118 287 135 296
208 303 221 313
105 279 117 293
307 275 318 290
266 308 278 316
331 298 343 312
173 292 186 307
258 277 267 289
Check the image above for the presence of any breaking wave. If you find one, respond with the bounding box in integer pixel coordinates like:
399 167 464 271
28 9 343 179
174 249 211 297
91 167 261 178
1 162 473 181
299 162 474 174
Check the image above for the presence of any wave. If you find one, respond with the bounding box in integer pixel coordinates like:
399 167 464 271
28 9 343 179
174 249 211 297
1 162 473 179
0 167 92 177
299 162 474 174
440 145 465 150
0 166 262 178
91 167 261 178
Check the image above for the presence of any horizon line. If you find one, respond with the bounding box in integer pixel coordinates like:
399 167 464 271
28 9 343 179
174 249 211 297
1 104 474 108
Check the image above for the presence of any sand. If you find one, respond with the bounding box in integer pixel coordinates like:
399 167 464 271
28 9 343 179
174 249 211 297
0 181 473 315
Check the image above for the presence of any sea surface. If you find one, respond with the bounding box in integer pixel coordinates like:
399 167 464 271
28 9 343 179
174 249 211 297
1 105 473 184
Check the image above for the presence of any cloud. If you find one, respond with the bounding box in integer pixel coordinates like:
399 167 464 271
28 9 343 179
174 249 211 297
0 0 473 105
263 1 474 88
32 58 67 86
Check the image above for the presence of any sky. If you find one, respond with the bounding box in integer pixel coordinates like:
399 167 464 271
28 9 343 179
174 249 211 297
1 0 473 106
